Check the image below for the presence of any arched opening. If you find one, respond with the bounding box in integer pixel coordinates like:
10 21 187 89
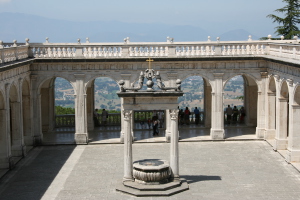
9 84 22 158
22 79 32 151
54 77 75 131
223 74 258 138
176 75 211 140
287 86 300 162
178 76 205 126
87 77 121 143
274 81 289 150
0 91 8 169
266 76 277 139
224 75 245 125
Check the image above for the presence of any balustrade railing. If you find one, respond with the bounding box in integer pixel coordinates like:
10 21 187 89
55 114 76 127
1 38 300 65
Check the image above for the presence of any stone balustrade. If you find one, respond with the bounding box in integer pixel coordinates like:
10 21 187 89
1 38 300 65
55 114 76 127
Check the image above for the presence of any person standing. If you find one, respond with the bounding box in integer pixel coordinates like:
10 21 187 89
152 116 159 136
101 109 108 126
93 109 100 127
225 105 233 124
194 107 200 125
184 107 191 125
239 106 246 123
232 106 238 123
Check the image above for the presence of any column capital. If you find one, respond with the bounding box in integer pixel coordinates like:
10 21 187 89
213 73 224 79
292 105 300 109
74 73 85 79
123 109 132 120
260 71 268 78
287 79 293 87
278 97 288 102
267 92 276 96
170 109 178 120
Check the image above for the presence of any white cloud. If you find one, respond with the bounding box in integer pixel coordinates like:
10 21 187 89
0 0 12 3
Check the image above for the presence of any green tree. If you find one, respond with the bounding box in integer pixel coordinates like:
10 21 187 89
267 0 300 39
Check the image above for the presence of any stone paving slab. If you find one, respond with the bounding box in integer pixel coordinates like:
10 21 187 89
1 141 300 199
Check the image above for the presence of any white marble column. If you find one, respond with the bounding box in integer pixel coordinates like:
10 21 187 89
86 85 94 131
10 102 23 157
170 109 179 180
274 98 288 150
204 81 212 127
265 92 276 139
0 109 9 169
256 73 267 138
31 75 42 145
210 73 224 139
74 74 88 144
287 105 300 162
22 95 32 146
120 98 125 143
244 85 258 126
165 109 171 142
123 109 133 181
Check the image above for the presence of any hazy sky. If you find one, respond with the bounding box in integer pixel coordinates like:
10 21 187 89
0 0 287 37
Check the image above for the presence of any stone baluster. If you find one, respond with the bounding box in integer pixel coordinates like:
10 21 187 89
236 45 241 55
195 46 200 55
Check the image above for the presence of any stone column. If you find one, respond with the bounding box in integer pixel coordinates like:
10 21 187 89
204 80 212 127
86 84 94 131
256 72 267 138
123 110 133 181
120 98 125 143
274 98 288 150
287 105 300 162
210 73 224 139
10 102 23 157
74 74 88 144
0 109 9 169
165 109 171 142
31 75 42 145
22 95 32 146
170 109 179 180
265 92 276 139
48 84 55 132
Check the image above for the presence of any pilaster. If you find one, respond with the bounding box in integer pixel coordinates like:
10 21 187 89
256 72 267 138
74 74 88 144
274 98 288 150
210 73 224 139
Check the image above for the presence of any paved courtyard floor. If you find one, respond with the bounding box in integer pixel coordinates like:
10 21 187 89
1 141 300 199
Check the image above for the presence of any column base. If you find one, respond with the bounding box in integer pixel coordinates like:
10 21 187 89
210 129 224 140
286 150 300 163
120 131 124 143
274 138 288 150
264 129 276 140
33 135 42 146
75 133 88 144
255 128 265 139
166 133 171 143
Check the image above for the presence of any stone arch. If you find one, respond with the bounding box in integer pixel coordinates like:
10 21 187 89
280 81 289 99
86 76 120 130
269 76 276 93
39 76 75 133
294 85 300 105
22 79 32 149
9 83 22 158
0 90 9 169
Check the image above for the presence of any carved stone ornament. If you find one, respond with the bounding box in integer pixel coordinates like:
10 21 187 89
118 69 181 92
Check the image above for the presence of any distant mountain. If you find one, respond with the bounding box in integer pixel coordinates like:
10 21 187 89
0 12 257 43
219 29 259 41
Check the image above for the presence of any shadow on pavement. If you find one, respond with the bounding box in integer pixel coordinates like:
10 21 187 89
181 175 222 184
0 145 76 200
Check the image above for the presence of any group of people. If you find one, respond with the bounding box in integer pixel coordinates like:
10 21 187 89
178 106 201 125
225 105 246 124
93 108 108 127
